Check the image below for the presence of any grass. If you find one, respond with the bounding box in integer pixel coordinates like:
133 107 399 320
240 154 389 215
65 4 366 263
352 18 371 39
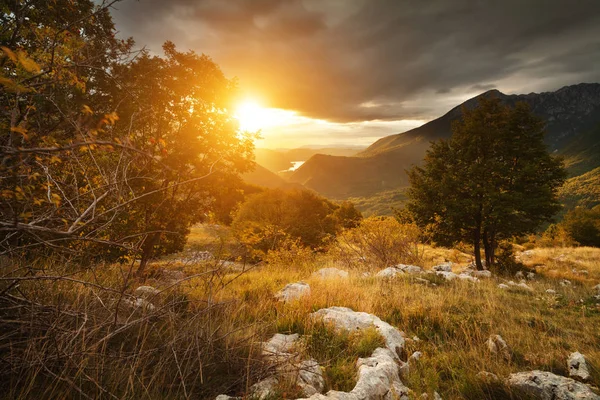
1 224 599 399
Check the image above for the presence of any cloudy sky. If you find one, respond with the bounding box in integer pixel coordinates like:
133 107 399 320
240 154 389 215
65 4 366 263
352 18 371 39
110 0 600 148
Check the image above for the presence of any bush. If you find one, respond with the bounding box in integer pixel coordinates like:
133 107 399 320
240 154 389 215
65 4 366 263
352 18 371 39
231 189 362 257
335 216 422 269
561 206 600 247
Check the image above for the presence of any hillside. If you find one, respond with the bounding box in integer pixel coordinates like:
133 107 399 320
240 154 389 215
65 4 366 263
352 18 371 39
242 163 302 189
255 147 364 174
290 83 600 202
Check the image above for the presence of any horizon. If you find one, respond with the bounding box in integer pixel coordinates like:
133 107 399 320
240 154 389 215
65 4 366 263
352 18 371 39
110 0 600 149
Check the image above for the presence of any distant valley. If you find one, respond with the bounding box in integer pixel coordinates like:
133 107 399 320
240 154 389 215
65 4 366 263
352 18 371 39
245 83 600 215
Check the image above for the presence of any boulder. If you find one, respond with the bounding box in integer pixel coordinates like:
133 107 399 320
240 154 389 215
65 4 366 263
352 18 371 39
134 285 160 298
457 273 478 282
498 283 510 290
409 351 422 362
249 376 279 400
517 282 534 291
546 289 557 294
486 334 511 360
432 263 452 272
396 264 424 274
527 272 536 280
471 270 492 279
262 333 299 360
300 348 410 400
435 271 458 281
297 359 325 396
376 267 405 279
568 352 591 382
311 307 405 359
276 282 311 303
515 271 525 279
476 371 501 383
593 284 600 293
312 268 349 279
560 279 572 287
507 370 600 400
215 395 240 400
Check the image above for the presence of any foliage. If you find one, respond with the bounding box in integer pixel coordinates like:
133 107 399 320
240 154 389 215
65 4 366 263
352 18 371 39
231 188 362 257
334 216 421 269
561 206 600 247
407 97 566 269
0 1 254 271
537 223 577 248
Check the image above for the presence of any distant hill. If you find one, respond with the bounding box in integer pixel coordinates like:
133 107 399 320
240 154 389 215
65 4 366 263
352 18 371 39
241 163 302 189
289 83 600 204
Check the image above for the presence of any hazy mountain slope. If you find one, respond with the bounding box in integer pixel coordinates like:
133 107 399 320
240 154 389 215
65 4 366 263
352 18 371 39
255 147 365 174
242 163 302 189
291 83 600 199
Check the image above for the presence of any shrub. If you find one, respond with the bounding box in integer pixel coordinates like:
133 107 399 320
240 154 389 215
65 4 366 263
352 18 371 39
561 206 600 247
335 216 422 269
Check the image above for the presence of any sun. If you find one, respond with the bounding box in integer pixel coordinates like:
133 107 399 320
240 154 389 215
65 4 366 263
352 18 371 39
235 100 269 132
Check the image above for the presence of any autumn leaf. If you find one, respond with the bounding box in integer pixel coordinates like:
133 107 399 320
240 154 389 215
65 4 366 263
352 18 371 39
17 50 41 73
0 46 17 62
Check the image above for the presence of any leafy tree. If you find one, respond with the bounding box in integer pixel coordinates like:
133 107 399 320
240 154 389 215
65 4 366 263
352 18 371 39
232 189 360 256
561 206 600 247
407 97 566 269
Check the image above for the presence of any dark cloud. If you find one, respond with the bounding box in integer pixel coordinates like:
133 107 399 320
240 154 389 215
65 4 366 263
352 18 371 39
111 0 600 122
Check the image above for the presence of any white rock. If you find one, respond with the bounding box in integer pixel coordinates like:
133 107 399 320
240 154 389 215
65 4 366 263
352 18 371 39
593 284 600 293
275 282 311 303
560 279 572 287
517 282 534 291
376 267 405 279
412 336 421 342
310 307 405 359
527 272 536 280
515 271 525 279
471 270 492 279
457 273 479 282
409 351 422 362
435 271 458 281
215 395 240 400
507 280 517 286
396 264 424 274
262 333 299 359
134 285 160 298
249 376 279 400
507 370 600 400
546 289 557 294
297 359 325 396
498 283 510 289
433 392 442 400
432 262 452 272
568 352 591 382
124 297 156 311
312 268 349 279
476 371 500 383
486 334 511 360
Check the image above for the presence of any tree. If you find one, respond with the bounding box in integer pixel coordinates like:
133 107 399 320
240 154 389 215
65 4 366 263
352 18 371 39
231 189 361 256
561 206 600 247
407 97 566 270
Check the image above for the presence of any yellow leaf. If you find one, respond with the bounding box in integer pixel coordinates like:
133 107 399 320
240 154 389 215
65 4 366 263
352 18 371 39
17 50 41 73
10 126 28 140
0 46 17 62
82 105 93 115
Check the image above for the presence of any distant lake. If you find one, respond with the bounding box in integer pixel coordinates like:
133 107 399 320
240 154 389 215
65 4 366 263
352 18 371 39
281 161 304 173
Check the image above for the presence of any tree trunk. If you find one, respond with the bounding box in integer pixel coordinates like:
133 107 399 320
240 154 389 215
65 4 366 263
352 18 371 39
474 226 484 271
483 228 491 268
137 232 160 277
489 232 496 266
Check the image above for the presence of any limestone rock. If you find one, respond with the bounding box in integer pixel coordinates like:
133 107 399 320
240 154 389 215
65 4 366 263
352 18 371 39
376 267 405 279
498 283 510 289
134 285 160 298
276 282 311 302
486 334 511 360
249 376 279 400
457 273 478 282
409 351 422 362
435 271 458 281
395 264 424 274
546 289 557 294
560 279 572 287
471 270 492 279
568 352 591 382
507 370 600 400
312 268 349 279
517 282 534 291
432 263 452 272
476 371 500 383
310 307 405 359
297 359 325 396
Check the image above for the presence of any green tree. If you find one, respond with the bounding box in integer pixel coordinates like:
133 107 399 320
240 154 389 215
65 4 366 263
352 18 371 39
232 189 359 255
407 97 566 270
561 206 600 247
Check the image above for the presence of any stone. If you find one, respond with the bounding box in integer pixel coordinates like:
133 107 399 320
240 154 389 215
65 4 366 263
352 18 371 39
396 264 424 274
515 271 525 279
134 285 160 298
517 282 534 291
376 267 405 279
435 271 458 281
310 307 405 359
568 352 591 381
312 268 349 279
215 395 240 400
262 333 299 359
471 270 492 279
560 279 572 287
433 392 442 400
457 273 478 282
486 334 511 360
546 289 557 294
527 272 536 280
413 336 421 342
498 283 510 289
593 284 600 293
409 351 422 362
432 262 452 272
507 370 600 400
249 376 279 400
276 282 311 303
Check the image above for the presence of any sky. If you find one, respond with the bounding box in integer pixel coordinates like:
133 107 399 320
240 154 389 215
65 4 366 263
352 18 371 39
110 0 600 149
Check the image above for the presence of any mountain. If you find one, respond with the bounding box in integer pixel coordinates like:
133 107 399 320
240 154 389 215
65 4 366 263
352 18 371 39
255 147 365 174
242 163 302 189
289 83 600 201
